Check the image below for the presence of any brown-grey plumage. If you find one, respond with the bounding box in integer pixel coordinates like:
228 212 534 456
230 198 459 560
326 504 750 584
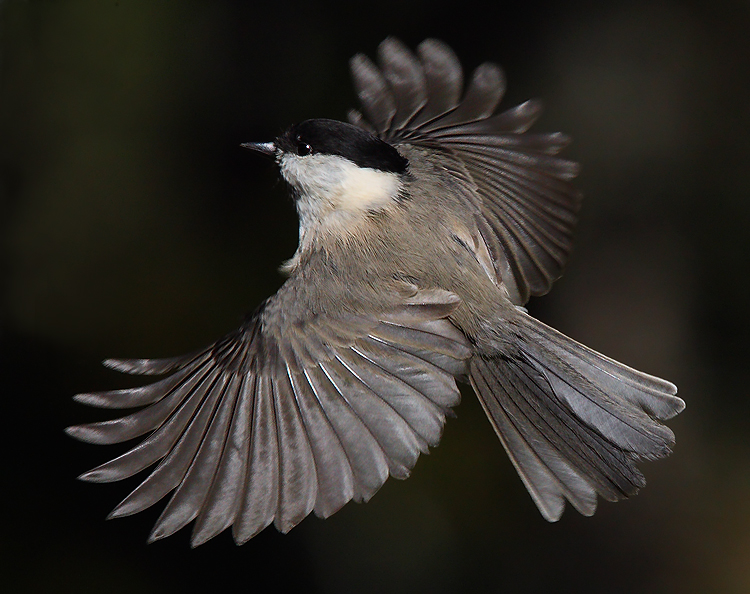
67 37 684 546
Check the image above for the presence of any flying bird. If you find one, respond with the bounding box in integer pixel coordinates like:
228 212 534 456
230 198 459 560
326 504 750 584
67 37 685 547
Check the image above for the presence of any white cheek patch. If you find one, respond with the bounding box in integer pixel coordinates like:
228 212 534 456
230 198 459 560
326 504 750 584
280 153 401 217
337 164 401 213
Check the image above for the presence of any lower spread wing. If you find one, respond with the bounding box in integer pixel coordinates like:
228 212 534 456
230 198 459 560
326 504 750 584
66 286 471 547
349 38 582 305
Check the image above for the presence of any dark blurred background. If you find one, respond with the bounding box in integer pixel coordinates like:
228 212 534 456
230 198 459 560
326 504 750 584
2 0 749 592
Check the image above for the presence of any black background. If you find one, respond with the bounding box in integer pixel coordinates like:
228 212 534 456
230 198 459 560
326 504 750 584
3 1 750 592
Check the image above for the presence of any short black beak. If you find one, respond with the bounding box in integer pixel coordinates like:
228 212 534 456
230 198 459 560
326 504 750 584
241 141 276 157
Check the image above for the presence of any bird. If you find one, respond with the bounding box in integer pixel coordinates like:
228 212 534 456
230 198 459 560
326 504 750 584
66 37 685 547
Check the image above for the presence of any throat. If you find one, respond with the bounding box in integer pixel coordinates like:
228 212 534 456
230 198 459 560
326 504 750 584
282 159 403 273
279 153 404 273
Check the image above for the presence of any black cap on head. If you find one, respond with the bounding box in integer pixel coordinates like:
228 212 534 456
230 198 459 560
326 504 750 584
276 119 409 174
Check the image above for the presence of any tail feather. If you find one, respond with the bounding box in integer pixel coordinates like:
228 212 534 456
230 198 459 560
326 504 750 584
520 313 680 415
470 311 683 521
519 314 683 457
471 359 595 520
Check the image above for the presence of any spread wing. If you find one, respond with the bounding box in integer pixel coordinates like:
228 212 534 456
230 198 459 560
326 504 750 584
349 38 582 305
66 287 471 547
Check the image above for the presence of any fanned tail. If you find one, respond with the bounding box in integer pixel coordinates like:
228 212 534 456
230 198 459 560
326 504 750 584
470 311 684 521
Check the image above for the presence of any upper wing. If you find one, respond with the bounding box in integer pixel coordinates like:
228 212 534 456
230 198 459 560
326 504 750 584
66 286 471 547
349 38 582 305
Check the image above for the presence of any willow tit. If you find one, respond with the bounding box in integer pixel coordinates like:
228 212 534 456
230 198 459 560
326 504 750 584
67 38 684 547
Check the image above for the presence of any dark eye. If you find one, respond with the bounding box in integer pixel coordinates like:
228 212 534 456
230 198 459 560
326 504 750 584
296 141 312 156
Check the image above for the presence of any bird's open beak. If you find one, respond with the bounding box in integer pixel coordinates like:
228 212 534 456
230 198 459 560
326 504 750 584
241 141 276 157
